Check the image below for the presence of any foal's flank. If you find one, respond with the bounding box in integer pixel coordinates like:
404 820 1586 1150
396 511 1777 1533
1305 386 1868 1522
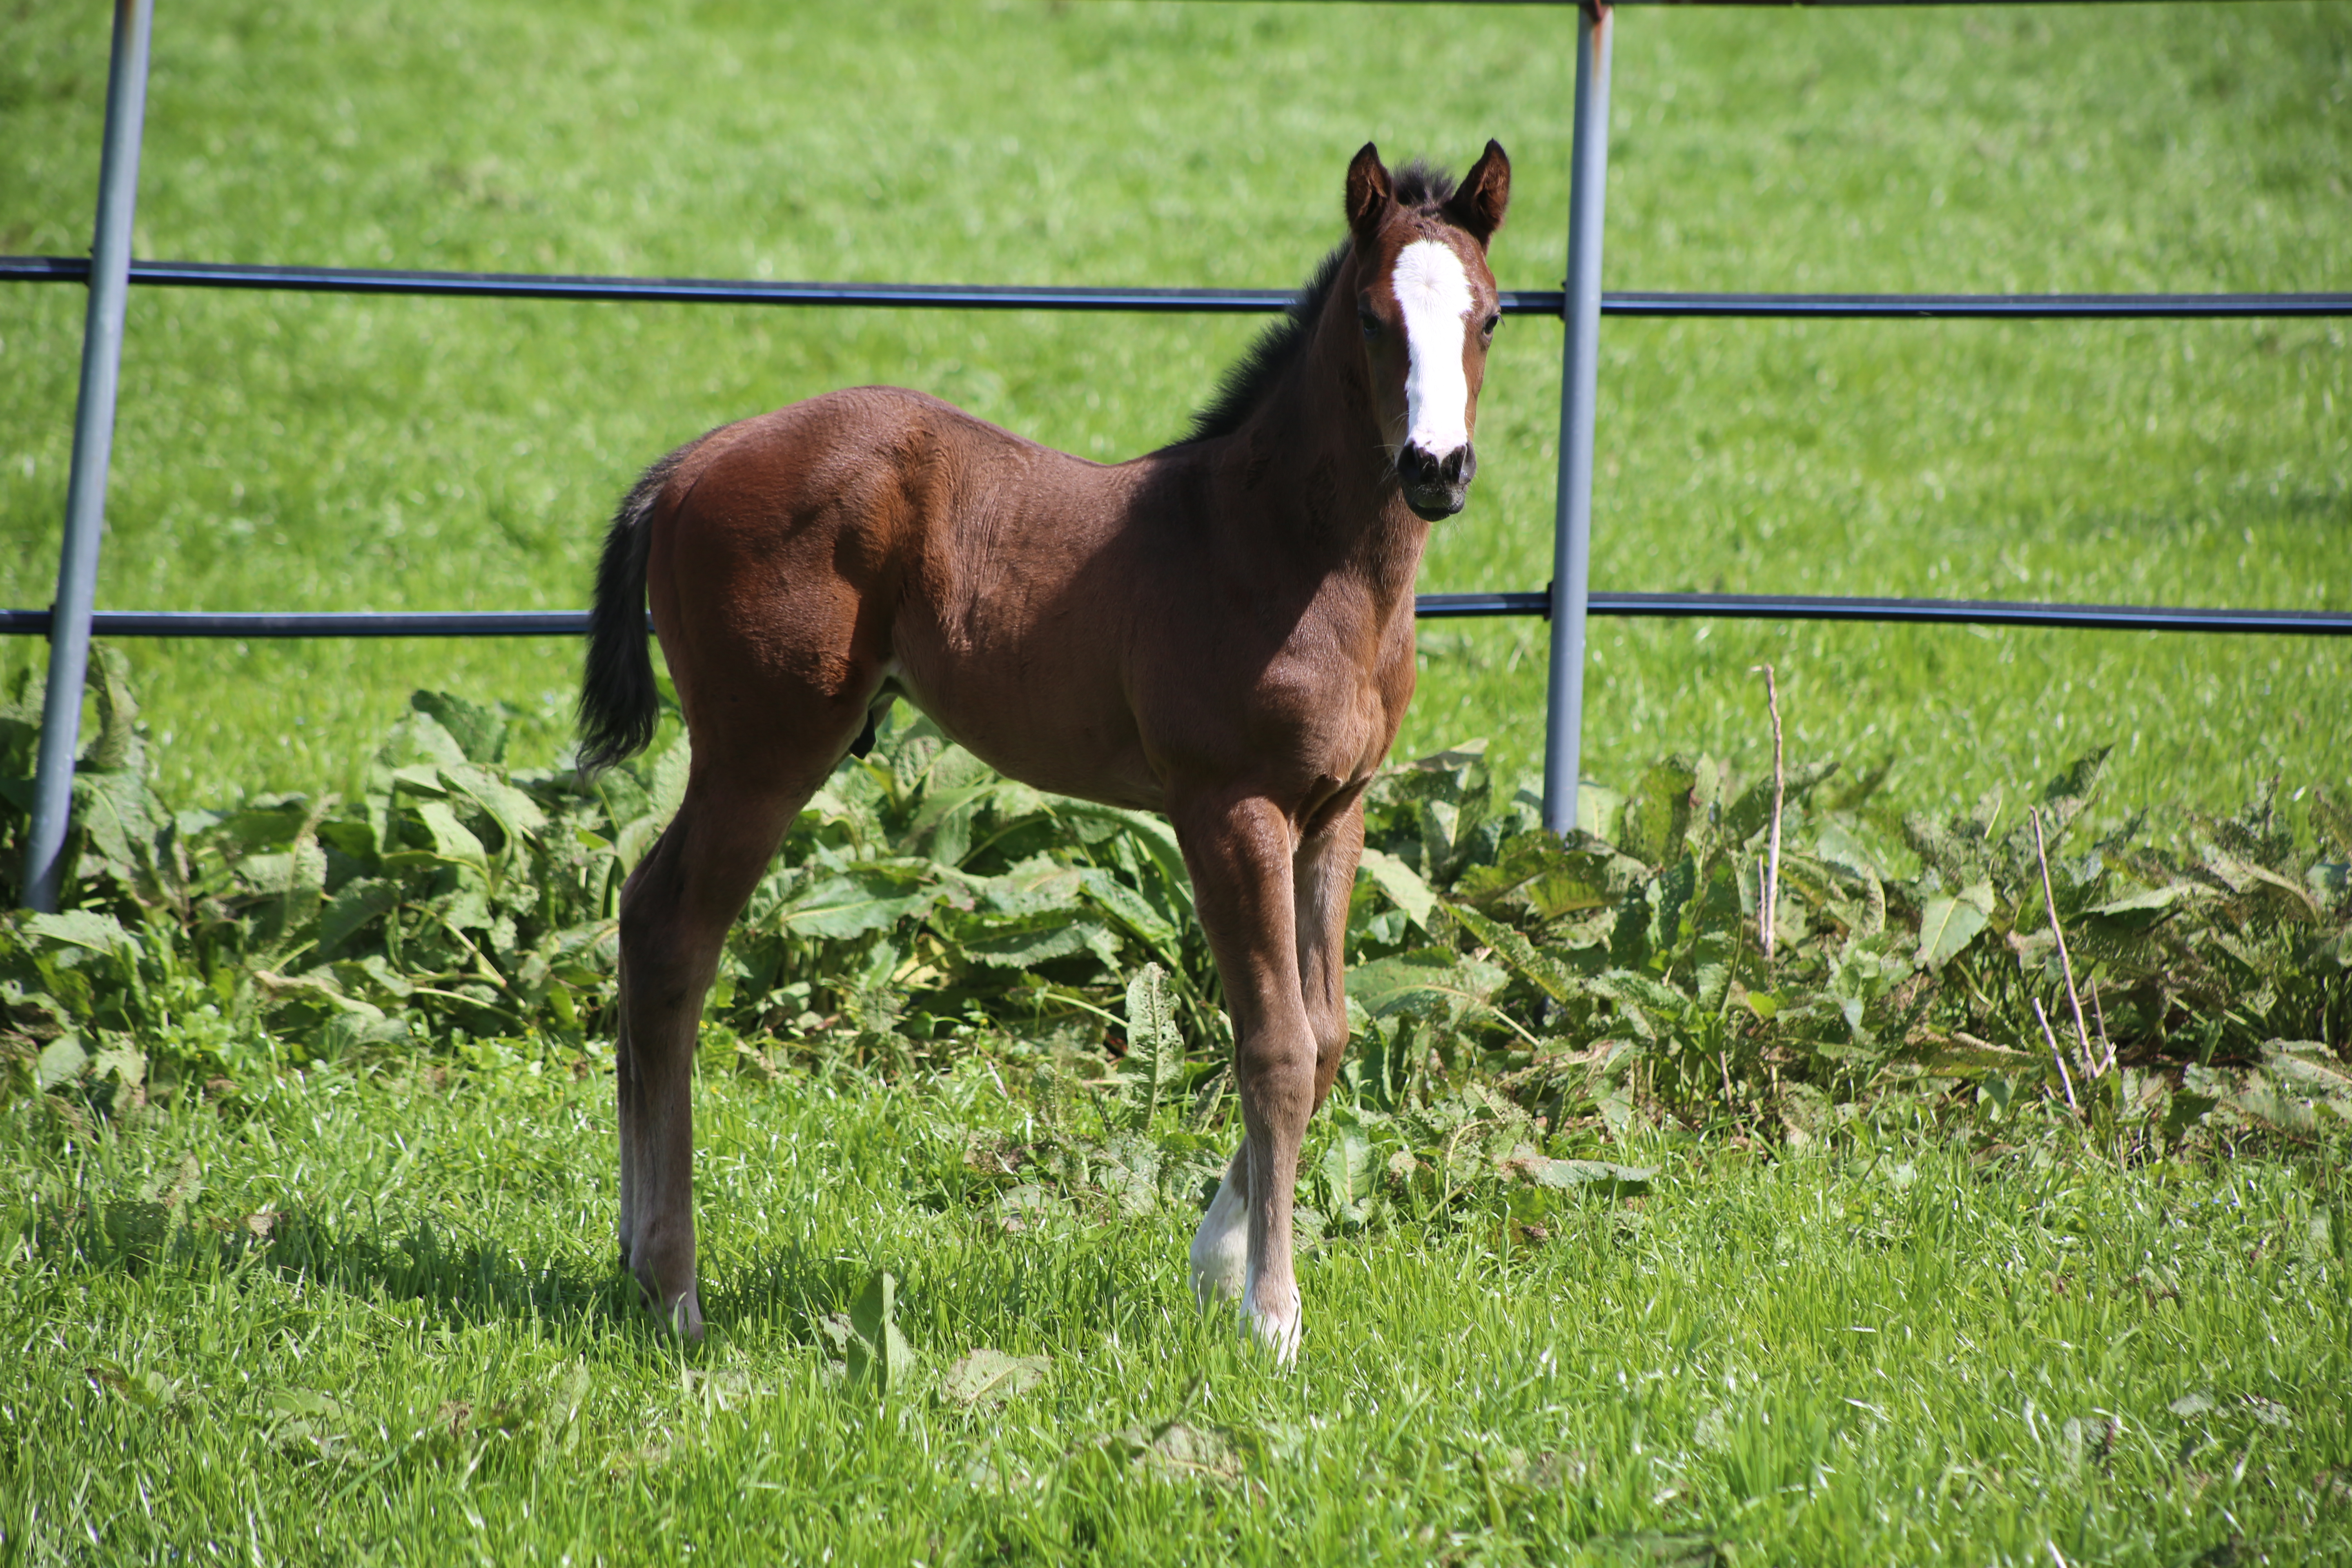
579 140 1510 1360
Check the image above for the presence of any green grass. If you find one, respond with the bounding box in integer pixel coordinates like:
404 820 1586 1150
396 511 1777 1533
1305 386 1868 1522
5 1058 2348 1564
4 9 2351 1561
1 1 2346 815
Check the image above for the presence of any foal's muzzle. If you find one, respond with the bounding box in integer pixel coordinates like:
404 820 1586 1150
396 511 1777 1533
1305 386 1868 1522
1399 441 1476 521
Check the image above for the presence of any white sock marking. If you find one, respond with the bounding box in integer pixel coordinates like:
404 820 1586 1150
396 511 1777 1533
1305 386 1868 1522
1392 238 1474 459
1190 1165 1250 1306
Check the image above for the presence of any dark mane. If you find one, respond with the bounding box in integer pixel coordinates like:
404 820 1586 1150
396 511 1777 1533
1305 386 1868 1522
1388 159 1460 213
1172 242 1347 446
1174 158 1458 446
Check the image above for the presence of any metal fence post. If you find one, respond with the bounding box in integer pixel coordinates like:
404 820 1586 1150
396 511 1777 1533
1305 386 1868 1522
24 0 154 911
1541 0 1614 837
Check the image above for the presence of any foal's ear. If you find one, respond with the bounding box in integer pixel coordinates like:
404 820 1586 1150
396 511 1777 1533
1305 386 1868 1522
1345 142 1393 247
1444 139 1511 247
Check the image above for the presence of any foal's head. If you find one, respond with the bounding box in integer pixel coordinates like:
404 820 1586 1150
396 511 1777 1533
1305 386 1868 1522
1345 140 1511 522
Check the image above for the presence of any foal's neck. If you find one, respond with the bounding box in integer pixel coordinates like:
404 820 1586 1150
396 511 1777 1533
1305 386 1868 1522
1231 255 1428 607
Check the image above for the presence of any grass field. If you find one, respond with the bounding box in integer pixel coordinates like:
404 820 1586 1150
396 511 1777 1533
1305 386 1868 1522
6 1058 2349 1566
5 6 2352 1565
1 1 2346 815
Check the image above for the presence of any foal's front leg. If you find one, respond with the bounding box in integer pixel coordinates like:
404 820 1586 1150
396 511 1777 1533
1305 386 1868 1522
1177 793 1316 1360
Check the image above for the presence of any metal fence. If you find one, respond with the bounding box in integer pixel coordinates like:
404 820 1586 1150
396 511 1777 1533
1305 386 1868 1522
8 0 2349 909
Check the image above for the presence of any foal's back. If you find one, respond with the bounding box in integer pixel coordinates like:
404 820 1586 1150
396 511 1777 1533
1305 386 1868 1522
647 384 1203 809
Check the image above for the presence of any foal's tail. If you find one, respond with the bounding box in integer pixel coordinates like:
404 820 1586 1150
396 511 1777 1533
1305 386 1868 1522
577 443 690 776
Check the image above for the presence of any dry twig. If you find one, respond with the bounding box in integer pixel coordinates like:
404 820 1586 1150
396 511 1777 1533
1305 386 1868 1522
2090 978 2116 1076
2033 998 2079 1114
2031 808 2098 1079
1753 664 1784 963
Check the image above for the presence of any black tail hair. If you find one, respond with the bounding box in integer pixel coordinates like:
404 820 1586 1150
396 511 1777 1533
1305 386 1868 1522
576 443 690 775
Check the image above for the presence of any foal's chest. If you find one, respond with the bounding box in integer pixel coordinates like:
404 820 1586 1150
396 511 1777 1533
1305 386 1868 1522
1254 626 1415 788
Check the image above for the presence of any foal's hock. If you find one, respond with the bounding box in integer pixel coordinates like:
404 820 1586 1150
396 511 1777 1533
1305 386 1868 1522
578 141 1511 1359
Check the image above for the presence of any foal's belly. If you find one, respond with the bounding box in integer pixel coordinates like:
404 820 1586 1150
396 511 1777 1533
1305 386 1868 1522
878 659 1168 814
882 631 1402 829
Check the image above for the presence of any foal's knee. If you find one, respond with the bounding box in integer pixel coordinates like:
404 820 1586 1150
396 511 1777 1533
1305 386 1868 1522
1235 1025 1317 1125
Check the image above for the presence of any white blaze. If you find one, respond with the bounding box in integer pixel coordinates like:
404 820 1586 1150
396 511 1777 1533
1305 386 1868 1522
1392 238 1475 459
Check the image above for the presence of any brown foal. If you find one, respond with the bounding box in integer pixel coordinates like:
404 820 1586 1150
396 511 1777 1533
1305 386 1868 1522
578 141 1510 1359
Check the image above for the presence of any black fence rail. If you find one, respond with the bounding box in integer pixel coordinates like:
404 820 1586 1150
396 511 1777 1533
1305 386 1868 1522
8 254 2349 321
5 594 2345 641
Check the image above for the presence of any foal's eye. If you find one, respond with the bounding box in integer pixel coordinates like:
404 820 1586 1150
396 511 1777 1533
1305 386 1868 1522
1481 313 1501 337
1358 306 1381 340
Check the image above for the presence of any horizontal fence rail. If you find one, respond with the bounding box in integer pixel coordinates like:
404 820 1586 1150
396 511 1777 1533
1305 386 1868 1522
0 255 1535 315
1600 290 2352 319
1569 593 2352 634
1418 593 2352 633
0 610 594 638
5 596 2345 639
7 255 2350 320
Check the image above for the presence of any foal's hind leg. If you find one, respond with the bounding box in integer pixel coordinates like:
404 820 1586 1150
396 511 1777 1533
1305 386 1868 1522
1294 798 1367 1110
613 762 813 1336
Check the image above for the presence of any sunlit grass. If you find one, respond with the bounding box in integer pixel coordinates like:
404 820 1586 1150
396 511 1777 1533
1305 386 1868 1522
4 1061 2347 1564
4 8 2349 1561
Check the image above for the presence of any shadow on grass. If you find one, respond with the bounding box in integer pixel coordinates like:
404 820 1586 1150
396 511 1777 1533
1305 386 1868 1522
702 1241 895 1345
31 1196 947 1357
31 1197 647 1337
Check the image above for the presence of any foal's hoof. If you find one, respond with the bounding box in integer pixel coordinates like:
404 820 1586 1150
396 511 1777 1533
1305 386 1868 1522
629 1265 705 1340
1241 1283 1303 1366
671 1294 706 1341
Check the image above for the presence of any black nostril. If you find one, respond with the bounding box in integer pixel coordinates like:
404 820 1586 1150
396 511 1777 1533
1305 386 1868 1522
1455 445 1476 487
1398 446 1428 486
